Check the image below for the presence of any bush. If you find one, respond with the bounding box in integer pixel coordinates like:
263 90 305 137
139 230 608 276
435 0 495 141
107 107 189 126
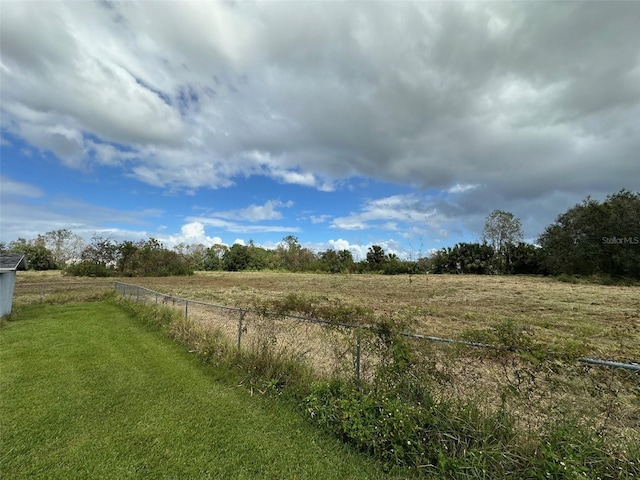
65 261 111 277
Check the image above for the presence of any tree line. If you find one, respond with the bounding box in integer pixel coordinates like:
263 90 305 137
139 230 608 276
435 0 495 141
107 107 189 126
2 190 638 280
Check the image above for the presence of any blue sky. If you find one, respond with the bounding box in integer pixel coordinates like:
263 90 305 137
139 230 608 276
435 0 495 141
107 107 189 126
1 1 639 259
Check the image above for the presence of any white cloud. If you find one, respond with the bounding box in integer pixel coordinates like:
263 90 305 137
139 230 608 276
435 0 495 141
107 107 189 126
163 221 223 248
1 0 638 244
332 194 438 231
188 215 300 235
316 238 408 261
327 238 353 251
0 176 43 198
448 184 480 194
235 200 294 222
0 189 164 244
4 1 637 199
310 214 331 224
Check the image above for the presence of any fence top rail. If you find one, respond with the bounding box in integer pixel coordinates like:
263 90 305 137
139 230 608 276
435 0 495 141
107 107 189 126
114 281 640 372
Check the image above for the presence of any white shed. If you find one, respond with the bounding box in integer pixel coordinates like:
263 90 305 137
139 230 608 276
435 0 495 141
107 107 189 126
0 253 28 317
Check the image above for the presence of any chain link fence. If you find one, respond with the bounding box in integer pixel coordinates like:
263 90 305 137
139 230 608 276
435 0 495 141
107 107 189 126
112 282 639 440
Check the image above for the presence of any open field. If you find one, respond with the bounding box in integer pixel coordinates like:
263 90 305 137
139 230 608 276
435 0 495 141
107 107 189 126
0 302 411 479
16 271 640 361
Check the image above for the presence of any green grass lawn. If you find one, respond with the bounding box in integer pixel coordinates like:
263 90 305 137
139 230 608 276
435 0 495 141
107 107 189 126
0 302 411 479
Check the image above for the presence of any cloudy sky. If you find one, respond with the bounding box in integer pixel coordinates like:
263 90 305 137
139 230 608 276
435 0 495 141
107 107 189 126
1 1 639 259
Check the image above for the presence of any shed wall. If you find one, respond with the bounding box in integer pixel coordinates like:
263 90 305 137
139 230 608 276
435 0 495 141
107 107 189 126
0 271 17 317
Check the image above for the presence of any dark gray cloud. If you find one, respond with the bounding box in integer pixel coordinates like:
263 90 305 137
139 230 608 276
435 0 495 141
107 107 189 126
1 1 638 224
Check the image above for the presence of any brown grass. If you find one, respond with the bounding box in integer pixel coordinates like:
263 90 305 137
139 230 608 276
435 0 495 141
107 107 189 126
15 270 640 361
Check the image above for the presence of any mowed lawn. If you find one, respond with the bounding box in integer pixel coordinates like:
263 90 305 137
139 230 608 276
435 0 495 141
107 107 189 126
0 302 408 480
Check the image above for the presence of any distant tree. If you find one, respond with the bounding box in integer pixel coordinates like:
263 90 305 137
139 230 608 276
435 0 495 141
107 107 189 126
453 242 496 274
65 235 118 276
277 235 316 271
247 243 278 270
117 240 140 276
320 249 355 273
483 210 523 252
7 238 29 253
319 249 340 273
482 210 524 273
381 253 416 275
426 248 451 274
338 249 355 272
366 245 387 271
204 244 228 271
506 242 543 275
538 190 640 278
223 244 251 271
8 237 56 270
43 229 85 266
81 235 118 267
175 243 207 271
137 238 164 276
427 243 495 274
132 238 191 276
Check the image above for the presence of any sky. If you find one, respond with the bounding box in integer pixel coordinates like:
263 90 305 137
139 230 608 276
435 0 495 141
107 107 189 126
1 1 639 260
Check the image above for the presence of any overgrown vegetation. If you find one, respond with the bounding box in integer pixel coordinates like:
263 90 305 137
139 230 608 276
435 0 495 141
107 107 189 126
538 189 640 279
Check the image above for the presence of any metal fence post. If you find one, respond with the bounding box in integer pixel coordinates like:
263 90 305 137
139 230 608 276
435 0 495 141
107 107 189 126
136 285 140 303
185 300 189 319
237 310 246 350
40 283 44 303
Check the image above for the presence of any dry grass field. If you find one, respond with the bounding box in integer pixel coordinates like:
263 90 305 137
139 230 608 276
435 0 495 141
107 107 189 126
15 271 640 362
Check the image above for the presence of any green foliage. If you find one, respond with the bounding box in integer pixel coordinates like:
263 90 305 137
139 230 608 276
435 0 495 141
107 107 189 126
222 243 251 271
428 243 496 274
505 242 543 274
483 210 524 251
99 283 640 478
202 244 228 270
218 241 281 271
319 249 355 273
382 256 417 275
7 237 57 270
303 320 522 474
64 261 111 277
531 419 640 479
7 189 638 281
304 319 638 478
538 190 640 279
80 235 118 267
64 237 193 277
366 245 387 271
304 381 430 469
